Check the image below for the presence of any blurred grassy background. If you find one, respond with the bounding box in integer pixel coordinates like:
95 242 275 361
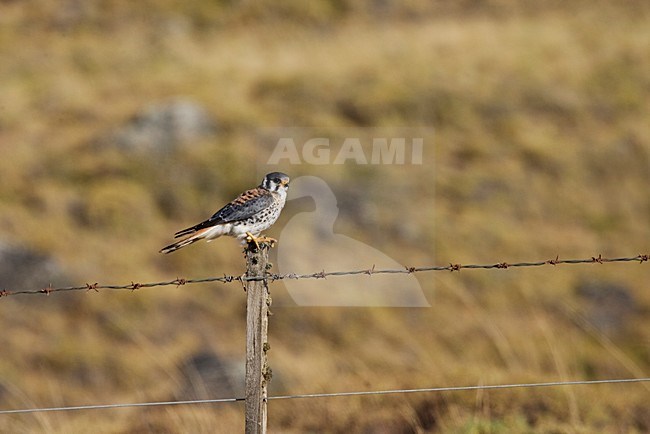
1 0 649 432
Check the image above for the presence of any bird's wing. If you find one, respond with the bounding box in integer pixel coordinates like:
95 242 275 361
174 188 273 238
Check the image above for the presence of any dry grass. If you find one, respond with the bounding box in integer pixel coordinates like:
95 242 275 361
1 1 649 432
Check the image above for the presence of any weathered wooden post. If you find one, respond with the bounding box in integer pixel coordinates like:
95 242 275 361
244 242 272 434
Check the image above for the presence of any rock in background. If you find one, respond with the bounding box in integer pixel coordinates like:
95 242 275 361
102 99 218 154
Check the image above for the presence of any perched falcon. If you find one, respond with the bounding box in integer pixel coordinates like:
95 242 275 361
160 172 290 254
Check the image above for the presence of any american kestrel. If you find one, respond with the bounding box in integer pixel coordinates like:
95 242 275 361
160 172 290 254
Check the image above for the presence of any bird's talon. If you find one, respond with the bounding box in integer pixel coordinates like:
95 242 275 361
246 232 261 249
246 232 277 249
257 235 277 246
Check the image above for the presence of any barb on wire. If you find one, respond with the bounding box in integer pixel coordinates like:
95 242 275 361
0 275 236 298
0 254 647 298
1 377 648 415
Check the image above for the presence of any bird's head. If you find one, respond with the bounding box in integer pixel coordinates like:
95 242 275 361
262 172 291 193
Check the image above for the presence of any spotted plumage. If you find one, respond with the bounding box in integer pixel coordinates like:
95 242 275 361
160 172 290 254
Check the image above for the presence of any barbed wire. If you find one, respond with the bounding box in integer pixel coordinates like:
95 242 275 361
0 254 647 298
1 377 648 415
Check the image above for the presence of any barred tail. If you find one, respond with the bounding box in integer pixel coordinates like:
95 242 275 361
174 225 199 239
159 228 212 254
159 237 199 254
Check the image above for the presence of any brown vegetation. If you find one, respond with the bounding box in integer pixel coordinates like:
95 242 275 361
1 1 649 432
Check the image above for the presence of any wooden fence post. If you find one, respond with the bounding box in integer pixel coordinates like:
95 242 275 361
244 242 271 434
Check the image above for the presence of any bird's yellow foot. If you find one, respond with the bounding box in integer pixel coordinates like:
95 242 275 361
258 235 277 246
245 232 277 249
245 232 259 249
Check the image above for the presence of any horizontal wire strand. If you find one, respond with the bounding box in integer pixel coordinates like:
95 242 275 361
0 397 244 415
1 378 648 415
267 377 650 401
0 254 647 297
